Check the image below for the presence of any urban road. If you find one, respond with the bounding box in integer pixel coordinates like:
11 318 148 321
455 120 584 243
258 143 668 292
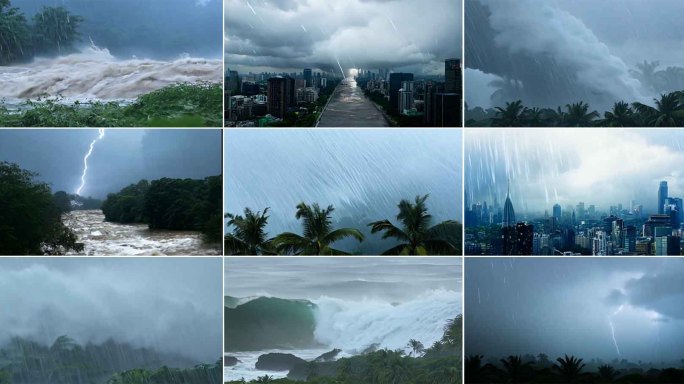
316 78 390 127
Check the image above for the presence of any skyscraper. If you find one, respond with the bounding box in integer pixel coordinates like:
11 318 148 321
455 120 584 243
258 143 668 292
389 73 414 113
444 59 462 94
658 181 668 214
552 204 561 222
502 181 516 228
303 68 312 87
267 76 295 119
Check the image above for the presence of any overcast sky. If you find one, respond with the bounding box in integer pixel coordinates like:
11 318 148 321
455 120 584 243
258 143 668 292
225 129 462 237
466 257 684 363
0 129 222 199
225 0 461 76
0 258 221 362
465 0 684 110
466 129 684 216
225 257 461 302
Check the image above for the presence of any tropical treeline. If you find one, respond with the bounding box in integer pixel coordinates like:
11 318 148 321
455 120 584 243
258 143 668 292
0 82 223 127
466 91 684 127
0 0 82 65
224 194 462 255
101 175 222 242
0 162 83 255
225 316 462 384
465 354 684 383
0 335 219 384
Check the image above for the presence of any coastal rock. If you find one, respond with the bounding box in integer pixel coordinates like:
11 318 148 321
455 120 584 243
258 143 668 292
224 356 239 366
255 353 306 371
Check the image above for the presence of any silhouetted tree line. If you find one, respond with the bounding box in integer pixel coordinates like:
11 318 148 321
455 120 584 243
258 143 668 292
0 0 83 65
101 176 222 242
466 91 684 127
466 354 684 383
0 162 83 255
224 194 462 255
0 335 220 384
225 316 463 384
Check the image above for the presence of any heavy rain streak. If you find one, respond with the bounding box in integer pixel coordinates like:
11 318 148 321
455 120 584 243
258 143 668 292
0 258 222 365
465 0 684 112
466 257 684 365
225 129 462 254
466 129 684 217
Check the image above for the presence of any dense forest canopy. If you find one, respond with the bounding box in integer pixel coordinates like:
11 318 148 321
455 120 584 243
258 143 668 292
102 175 223 242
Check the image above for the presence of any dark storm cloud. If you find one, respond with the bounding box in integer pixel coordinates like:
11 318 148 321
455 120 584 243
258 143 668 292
466 258 684 362
623 270 684 320
225 0 461 75
0 129 221 199
0 258 222 362
465 0 684 110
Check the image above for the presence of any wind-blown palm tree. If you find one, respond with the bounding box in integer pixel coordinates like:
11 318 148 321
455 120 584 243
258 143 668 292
500 355 532 383
491 100 527 127
407 339 424 357
224 208 274 255
633 91 684 126
553 355 585 383
601 101 637 127
369 194 461 255
273 202 364 255
597 364 619 382
564 101 599 127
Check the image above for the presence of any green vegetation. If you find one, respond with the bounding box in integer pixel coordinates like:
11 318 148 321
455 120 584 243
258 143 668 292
0 1 82 65
370 194 462 255
225 196 461 255
106 361 222 384
0 83 223 127
0 162 83 255
465 353 684 383
0 335 218 384
466 91 684 127
225 316 462 384
101 175 222 243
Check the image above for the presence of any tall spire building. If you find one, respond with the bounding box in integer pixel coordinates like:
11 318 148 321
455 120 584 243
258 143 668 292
502 181 516 227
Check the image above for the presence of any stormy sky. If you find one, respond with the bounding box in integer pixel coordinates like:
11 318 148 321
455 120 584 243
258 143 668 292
13 0 222 59
465 129 684 217
0 129 222 199
225 0 462 76
465 0 684 110
224 129 462 245
466 257 684 363
225 257 462 303
0 257 222 362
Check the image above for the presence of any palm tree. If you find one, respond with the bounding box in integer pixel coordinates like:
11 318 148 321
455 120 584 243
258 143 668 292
500 355 532 383
564 101 599 127
553 355 585 383
370 194 460 255
522 107 544 126
465 355 485 383
407 339 424 357
600 101 637 127
273 202 364 255
491 100 527 127
224 208 274 255
633 92 684 126
597 364 619 382
255 375 273 383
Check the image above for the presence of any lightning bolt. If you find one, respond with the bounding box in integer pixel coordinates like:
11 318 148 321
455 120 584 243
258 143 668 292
608 305 624 357
76 129 105 196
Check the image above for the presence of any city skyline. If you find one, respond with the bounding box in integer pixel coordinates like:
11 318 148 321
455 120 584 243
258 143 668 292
225 0 461 76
